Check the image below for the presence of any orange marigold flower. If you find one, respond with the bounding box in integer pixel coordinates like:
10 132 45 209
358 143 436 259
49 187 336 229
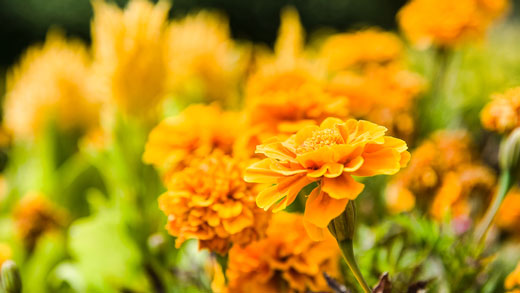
398 0 508 49
158 152 270 254
14 193 67 250
320 28 403 71
91 0 170 117
506 263 520 293
4 31 99 140
245 117 410 239
496 188 520 233
386 131 496 220
327 64 424 141
481 87 520 133
243 7 349 139
165 11 249 104
226 212 341 293
143 104 245 177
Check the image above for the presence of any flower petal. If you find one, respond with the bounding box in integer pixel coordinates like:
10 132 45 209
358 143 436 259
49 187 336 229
304 188 349 228
256 141 297 163
354 148 401 176
319 117 344 129
303 219 328 241
256 184 285 210
321 173 364 200
272 176 314 212
244 159 283 183
307 163 344 178
296 147 334 168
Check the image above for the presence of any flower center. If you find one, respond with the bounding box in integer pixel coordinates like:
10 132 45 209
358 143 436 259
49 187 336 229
297 128 343 154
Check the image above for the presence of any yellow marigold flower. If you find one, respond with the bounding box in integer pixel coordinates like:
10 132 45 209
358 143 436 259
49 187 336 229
143 104 245 178
4 32 99 140
320 28 403 71
497 188 520 232
245 117 410 239
398 0 508 49
506 263 520 293
0 244 11 267
481 87 520 133
14 193 67 250
91 0 170 116
327 64 424 141
274 7 305 63
165 11 249 104
158 152 270 255
226 212 340 293
386 131 496 219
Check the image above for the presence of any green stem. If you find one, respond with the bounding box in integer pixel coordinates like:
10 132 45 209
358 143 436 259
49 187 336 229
337 239 371 293
474 170 513 244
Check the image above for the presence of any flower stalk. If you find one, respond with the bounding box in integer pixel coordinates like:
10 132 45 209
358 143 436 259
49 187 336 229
328 201 372 293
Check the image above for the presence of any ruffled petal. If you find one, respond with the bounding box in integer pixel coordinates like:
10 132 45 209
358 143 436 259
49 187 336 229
244 159 283 183
354 148 401 176
321 173 365 200
304 188 349 228
307 163 344 178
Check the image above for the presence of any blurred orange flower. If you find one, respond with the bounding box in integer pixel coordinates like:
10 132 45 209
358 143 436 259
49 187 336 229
158 152 270 254
143 104 246 179
320 28 403 71
226 212 340 293
481 87 520 133
506 263 520 293
14 193 67 250
327 64 424 141
245 117 409 239
0 244 11 267
91 0 170 117
4 31 99 140
165 11 249 104
386 131 496 221
398 0 508 49
496 188 520 233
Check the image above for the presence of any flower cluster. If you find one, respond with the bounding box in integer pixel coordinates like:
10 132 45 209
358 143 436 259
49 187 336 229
158 152 270 254
225 212 340 293
398 0 508 49
386 131 496 221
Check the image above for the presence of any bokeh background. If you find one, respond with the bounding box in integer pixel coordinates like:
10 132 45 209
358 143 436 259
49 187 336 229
2 0 519 68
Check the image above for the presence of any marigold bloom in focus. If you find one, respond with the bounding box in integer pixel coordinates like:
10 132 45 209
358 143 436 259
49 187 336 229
398 0 508 49
506 263 520 293
320 29 403 71
14 193 67 250
327 64 424 141
143 104 245 179
244 8 348 139
245 117 409 239
481 87 520 133
158 152 270 254
4 32 99 140
166 11 249 104
386 131 496 221
91 0 170 116
496 188 520 233
226 212 340 293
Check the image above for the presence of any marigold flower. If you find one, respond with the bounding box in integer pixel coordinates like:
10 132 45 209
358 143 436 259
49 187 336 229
386 131 496 220
506 263 520 293
398 0 508 49
320 28 403 71
226 212 340 292
143 104 245 178
91 0 170 116
165 11 249 104
14 193 67 250
481 87 520 133
158 152 270 254
4 32 99 140
245 117 410 239
327 64 424 141
243 7 349 139
496 188 520 232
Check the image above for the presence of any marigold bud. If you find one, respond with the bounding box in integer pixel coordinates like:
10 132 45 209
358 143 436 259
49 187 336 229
499 127 520 178
327 200 356 242
1 260 22 293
